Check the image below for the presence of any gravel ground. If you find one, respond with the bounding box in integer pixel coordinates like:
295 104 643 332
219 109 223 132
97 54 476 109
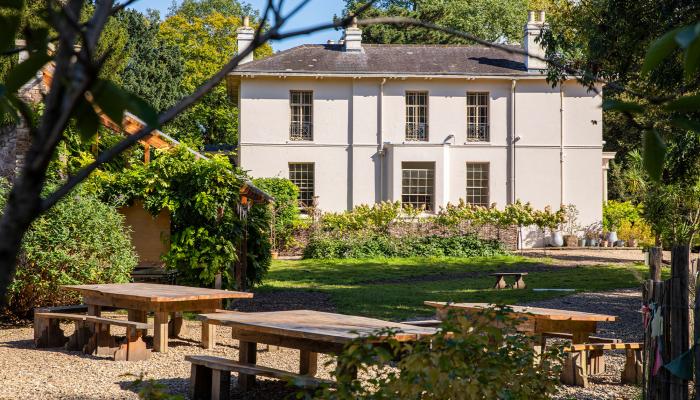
0 316 336 399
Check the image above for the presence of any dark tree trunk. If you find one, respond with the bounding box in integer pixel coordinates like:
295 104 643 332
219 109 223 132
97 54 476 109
649 246 663 281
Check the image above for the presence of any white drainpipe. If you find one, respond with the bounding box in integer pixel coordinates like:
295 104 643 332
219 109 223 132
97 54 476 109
379 78 387 201
510 79 517 204
559 82 565 206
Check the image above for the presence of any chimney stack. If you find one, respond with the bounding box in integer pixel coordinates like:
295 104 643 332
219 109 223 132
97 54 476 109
524 10 548 71
237 16 255 64
343 18 363 52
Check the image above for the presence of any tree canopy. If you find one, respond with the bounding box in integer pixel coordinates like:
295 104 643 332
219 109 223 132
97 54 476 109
343 0 561 45
159 0 272 146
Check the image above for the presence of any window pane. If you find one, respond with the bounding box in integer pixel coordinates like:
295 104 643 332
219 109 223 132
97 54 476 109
289 163 315 208
466 92 489 142
406 92 429 141
290 91 313 141
401 162 435 211
465 163 489 206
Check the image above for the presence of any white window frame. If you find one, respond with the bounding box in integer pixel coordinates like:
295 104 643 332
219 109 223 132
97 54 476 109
405 91 429 141
466 162 490 206
289 91 313 141
466 92 489 142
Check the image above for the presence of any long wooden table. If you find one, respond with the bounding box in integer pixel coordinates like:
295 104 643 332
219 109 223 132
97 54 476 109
63 283 253 352
425 302 616 343
198 310 437 390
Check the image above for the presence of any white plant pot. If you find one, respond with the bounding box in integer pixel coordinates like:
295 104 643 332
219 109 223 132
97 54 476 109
550 231 564 247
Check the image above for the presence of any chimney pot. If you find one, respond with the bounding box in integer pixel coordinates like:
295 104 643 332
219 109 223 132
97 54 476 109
343 21 363 52
539 11 546 22
524 10 548 71
237 16 255 64
528 11 535 22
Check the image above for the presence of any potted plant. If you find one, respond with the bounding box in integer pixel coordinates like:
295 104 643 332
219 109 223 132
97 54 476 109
562 205 580 247
584 222 601 247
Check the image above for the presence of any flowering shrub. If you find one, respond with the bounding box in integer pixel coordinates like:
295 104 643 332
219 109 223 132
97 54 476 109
299 307 563 400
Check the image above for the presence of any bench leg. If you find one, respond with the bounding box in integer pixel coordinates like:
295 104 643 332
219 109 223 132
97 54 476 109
588 349 605 375
66 320 92 351
493 276 507 289
560 351 589 387
512 275 527 289
621 349 643 384
168 312 184 337
211 369 231 400
300 350 318 376
238 341 257 391
191 364 212 400
153 311 169 353
34 317 68 348
87 322 119 356
114 329 150 362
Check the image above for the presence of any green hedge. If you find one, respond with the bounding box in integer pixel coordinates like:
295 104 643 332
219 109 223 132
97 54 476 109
303 233 508 259
0 181 137 319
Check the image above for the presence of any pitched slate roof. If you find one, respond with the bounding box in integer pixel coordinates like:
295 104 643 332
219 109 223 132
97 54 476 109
232 44 530 76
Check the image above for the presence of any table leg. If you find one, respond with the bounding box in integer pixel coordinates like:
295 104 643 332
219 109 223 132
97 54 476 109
153 311 169 353
128 309 148 338
299 350 318 376
87 304 101 317
168 312 184 337
572 331 590 387
201 320 217 349
238 340 257 391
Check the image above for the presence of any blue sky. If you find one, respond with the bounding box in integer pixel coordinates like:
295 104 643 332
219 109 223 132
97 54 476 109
129 0 347 51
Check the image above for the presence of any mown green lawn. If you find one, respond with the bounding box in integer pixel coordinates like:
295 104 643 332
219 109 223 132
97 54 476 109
256 255 654 321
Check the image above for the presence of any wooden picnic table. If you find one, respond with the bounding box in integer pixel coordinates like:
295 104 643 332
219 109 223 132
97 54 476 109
198 310 437 390
62 283 253 352
425 302 616 343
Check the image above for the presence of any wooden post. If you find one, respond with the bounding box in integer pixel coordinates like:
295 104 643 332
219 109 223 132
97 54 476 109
649 246 663 281
669 245 690 400
143 143 150 164
299 350 318 376
153 311 169 353
694 272 700 400
239 341 257 391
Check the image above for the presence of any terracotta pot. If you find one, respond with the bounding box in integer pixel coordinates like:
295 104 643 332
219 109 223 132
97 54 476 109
628 239 638 248
601 240 609 247
564 235 578 247
271 251 279 259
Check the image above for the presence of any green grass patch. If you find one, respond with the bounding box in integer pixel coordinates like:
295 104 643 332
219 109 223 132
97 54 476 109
257 255 654 321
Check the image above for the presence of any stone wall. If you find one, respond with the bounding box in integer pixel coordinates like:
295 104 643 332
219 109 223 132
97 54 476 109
280 221 519 256
0 123 31 182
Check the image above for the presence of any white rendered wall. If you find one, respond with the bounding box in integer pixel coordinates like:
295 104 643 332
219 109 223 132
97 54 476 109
237 76 603 245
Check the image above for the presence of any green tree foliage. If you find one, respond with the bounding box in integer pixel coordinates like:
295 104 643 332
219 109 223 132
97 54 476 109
343 0 560 44
118 9 186 113
300 308 562 399
251 177 300 250
159 0 273 145
0 180 137 319
101 148 271 289
538 1 700 172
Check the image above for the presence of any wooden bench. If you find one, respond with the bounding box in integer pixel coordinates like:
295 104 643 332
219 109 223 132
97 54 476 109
186 355 334 400
34 311 151 361
540 333 620 374
560 342 643 387
401 319 442 327
489 272 528 289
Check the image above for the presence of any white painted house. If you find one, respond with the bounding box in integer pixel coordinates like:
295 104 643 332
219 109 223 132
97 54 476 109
228 12 611 246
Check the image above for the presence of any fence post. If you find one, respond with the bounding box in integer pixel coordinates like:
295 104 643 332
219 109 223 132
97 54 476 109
649 246 663 281
669 245 690 400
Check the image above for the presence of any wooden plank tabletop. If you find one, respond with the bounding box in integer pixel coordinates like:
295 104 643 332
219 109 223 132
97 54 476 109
199 310 438 344
424 302 616 322
62 283 253 303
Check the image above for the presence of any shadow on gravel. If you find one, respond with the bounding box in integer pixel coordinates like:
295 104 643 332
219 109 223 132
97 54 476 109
118 377 189 398
231 290 336 313
0 339 110 360
118 376 298 400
